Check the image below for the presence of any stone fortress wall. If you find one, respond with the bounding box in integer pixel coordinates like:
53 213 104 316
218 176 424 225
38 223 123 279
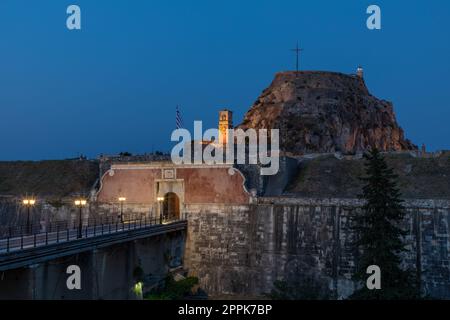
1 152 449 299
183 198 449 299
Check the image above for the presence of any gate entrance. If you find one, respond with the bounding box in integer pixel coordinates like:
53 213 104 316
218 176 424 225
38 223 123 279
162 192 180 221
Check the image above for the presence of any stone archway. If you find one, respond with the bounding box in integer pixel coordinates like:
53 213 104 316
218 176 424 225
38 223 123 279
163 192 180 221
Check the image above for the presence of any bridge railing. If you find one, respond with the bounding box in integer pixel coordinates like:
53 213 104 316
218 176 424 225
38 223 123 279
0 213 186 254
0 213 149 238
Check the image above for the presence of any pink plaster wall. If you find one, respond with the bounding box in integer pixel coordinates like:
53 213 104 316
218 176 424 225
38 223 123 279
177 168 249 204
97 169 161 203
96 166 249 205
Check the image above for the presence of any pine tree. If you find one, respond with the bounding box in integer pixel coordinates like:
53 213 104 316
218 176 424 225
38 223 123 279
350 148 418 299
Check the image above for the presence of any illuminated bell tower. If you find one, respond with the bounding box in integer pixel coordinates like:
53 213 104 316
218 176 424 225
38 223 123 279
218 109 233 145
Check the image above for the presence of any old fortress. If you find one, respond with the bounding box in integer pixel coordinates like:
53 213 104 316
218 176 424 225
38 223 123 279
0 70 449 299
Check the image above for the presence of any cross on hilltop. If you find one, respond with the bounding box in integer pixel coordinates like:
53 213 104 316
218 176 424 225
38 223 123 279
291 42 303 73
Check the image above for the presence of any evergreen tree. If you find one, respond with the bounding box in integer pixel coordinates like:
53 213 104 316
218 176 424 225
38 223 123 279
350 148 418 299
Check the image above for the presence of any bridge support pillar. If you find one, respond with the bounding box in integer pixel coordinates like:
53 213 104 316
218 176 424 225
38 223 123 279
28 263 41 299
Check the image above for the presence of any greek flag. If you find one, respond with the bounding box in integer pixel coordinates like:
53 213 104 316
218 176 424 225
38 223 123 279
176 106 183 129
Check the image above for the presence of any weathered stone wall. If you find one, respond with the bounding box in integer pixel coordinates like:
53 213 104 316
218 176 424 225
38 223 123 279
183 198 450 299
2 195 448 299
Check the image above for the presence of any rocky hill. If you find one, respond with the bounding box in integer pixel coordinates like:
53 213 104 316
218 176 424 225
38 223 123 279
239 71 416 154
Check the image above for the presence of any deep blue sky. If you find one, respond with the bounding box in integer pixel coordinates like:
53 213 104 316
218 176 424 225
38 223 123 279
0 0 449 160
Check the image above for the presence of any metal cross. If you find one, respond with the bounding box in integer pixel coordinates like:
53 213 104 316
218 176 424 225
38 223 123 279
291 42 303 73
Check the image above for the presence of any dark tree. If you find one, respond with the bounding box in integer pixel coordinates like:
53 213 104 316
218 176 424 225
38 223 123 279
350 148 418 299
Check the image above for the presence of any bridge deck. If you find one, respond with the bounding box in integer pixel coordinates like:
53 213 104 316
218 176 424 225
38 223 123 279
0 220 187 271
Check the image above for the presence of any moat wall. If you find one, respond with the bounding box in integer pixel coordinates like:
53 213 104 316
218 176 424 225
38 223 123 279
183 199 450 299
1 197 449 299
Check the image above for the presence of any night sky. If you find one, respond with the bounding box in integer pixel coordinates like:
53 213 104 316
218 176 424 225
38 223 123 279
0 0 449 160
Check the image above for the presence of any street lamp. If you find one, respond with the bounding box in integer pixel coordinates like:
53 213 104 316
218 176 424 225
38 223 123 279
157 196 164 224
74 199 87 239
118 197 126 223
22 198 36 235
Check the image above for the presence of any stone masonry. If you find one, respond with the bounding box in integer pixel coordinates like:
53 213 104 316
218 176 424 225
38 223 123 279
183 198 450 299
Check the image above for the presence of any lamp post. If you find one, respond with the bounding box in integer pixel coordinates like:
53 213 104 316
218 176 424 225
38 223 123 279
22 198 36 235
118 197 126 223
157 196 164 224
74 199 87 239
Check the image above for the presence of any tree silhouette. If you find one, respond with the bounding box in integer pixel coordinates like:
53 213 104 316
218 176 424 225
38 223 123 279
350 148 419 299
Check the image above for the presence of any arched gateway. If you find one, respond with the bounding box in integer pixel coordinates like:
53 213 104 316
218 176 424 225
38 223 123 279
162 192 180 221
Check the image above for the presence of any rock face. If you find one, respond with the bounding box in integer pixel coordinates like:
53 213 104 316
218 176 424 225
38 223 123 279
239 71 416 154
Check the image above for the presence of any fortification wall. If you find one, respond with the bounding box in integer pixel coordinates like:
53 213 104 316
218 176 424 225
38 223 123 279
2 198 448 299
183 199 450 299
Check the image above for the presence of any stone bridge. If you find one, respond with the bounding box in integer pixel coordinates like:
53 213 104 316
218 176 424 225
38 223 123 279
0 220 187 299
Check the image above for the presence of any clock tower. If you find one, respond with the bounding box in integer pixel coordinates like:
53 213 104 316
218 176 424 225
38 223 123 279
218 109 233 145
